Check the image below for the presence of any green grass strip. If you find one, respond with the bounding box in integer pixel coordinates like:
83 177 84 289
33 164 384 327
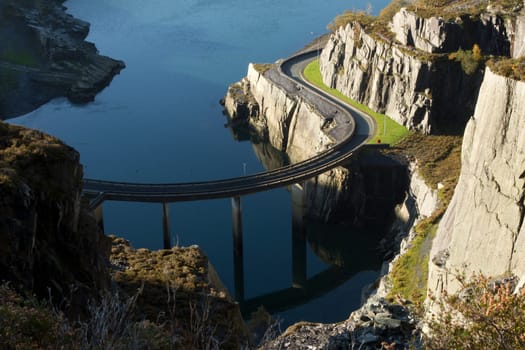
303 59 409 145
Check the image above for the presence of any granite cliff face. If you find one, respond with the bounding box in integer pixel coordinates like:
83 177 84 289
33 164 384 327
0 0 125 119
319 19 492 133
427 68 525 297
0 121 110 308
511 10 525 57
225 64 353 221
227 64 336 160
391 8 510 55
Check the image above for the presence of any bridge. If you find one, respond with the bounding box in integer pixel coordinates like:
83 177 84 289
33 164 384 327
83 49 375 217
82 48 376 305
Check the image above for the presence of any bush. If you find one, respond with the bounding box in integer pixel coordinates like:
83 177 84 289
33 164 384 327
487 56 525 82
327 10 375 32
448 44 484 75
426 273 525 349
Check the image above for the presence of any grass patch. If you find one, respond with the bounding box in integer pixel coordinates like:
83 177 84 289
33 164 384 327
303 59 409 145
0 48 38 67
393 133 462 205
253 63 274 74
387 219 438 305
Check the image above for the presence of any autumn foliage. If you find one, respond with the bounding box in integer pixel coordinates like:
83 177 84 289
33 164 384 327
426 273 525 350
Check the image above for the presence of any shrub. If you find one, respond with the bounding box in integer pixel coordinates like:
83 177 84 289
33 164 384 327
448 44 484 75
426 273 525 349
487 56 525 82
327 10 375 32
0 284 77 349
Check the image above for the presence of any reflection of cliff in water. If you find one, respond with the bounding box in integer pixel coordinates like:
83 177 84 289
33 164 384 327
306 218 383 269
227 116 407 320
227 122 290 170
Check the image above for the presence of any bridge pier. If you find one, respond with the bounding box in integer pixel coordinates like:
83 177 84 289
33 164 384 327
231 196 245 301
291 182 307 288
93 204 105 234
162 202 171 249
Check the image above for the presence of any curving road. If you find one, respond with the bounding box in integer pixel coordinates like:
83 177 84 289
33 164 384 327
83 50 375 210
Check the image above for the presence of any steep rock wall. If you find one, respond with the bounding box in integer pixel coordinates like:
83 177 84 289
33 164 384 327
243 64 335 159
0 121 110 309
510 9 525 57
320 22 483 133
391 8 510 55
427 68 525 297
225 64 350 221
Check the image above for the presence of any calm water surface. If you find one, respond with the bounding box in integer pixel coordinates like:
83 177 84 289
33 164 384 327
11 0 389 326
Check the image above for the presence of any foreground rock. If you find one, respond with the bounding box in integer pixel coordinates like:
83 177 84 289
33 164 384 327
260 295 417 349
110 237 249 349
0 121 110 312
0 0 125 119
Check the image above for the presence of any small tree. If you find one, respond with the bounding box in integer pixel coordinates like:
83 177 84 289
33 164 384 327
448 44 483 75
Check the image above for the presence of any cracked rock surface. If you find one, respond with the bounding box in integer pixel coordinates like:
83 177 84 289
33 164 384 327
427 67 525 297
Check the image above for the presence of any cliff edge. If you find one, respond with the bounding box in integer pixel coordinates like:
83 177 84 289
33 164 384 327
0 120 110 309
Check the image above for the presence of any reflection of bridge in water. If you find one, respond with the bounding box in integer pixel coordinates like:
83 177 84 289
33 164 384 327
236 184 383 317
81 49 377 316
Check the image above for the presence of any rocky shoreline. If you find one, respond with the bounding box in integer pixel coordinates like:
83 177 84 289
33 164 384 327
0 0 124 119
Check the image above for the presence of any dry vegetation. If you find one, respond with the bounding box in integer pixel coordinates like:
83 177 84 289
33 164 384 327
406 0 523 19
426 273 525 349
0 237 252 349
394 133 462 205
487 56 525 81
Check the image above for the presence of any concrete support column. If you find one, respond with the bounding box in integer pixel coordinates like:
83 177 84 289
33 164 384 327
231 196 244 301
93 204 104 234
291 183 307 288
162 202 171 249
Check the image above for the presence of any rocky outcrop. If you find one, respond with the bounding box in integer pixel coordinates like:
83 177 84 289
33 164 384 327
391 8 510 55
260 295 417 349
320 21 484 133
225 64 353 221
109 237 249 349
0 0 125 119
0 121 110 310
226 64 337 159
427 68 525 298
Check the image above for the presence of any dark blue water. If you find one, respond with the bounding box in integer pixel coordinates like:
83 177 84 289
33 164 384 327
10 0 389 327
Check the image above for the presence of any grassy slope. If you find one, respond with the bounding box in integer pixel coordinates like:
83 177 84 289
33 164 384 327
303 59 409 145
386 133 462 304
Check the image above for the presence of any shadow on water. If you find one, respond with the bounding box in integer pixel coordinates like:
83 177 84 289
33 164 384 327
237 216 385 319
223 126 404 322
226 123 408 324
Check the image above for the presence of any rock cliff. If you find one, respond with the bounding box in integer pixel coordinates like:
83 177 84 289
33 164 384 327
0 0 125 119
0 121 110 310
390 8 510 55
320 19 489 133
226 64 337 159
225 64 354 221
427 68 525 297
511 10 525 57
